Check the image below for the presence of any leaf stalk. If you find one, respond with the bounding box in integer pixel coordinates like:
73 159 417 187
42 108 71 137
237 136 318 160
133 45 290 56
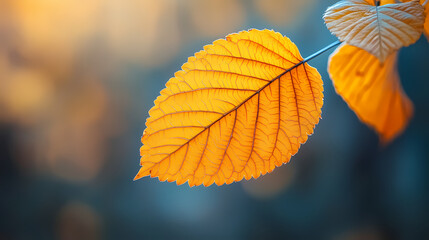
303 41 341 63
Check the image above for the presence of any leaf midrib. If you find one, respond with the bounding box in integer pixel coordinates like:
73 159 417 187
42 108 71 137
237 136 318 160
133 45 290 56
150 59 307 165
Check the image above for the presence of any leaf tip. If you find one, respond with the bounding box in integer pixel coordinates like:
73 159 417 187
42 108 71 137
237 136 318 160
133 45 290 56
133 173 142 181
133 167 146 181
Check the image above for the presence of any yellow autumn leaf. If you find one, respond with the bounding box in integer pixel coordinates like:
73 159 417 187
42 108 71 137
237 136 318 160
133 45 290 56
135 29 324 187
328 44 413 142
324 0 425 62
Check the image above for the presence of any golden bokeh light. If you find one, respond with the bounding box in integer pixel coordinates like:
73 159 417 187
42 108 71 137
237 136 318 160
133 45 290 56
8 0 101 77
253 0 318 27
103 0 182 67
0 68 54 125
186 0 246 37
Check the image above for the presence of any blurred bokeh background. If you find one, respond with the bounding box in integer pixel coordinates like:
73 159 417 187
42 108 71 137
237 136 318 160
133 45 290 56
0 0 428 239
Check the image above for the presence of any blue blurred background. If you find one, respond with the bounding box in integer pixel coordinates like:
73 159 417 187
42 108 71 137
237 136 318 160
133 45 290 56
0 0 428 239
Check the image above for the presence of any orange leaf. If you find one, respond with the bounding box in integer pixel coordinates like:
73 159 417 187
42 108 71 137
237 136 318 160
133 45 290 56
135 29 324 187
328 44 413 142
324 0 425 62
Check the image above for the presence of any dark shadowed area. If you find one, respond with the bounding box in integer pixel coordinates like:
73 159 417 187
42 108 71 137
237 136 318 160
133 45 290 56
0 0 428 239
